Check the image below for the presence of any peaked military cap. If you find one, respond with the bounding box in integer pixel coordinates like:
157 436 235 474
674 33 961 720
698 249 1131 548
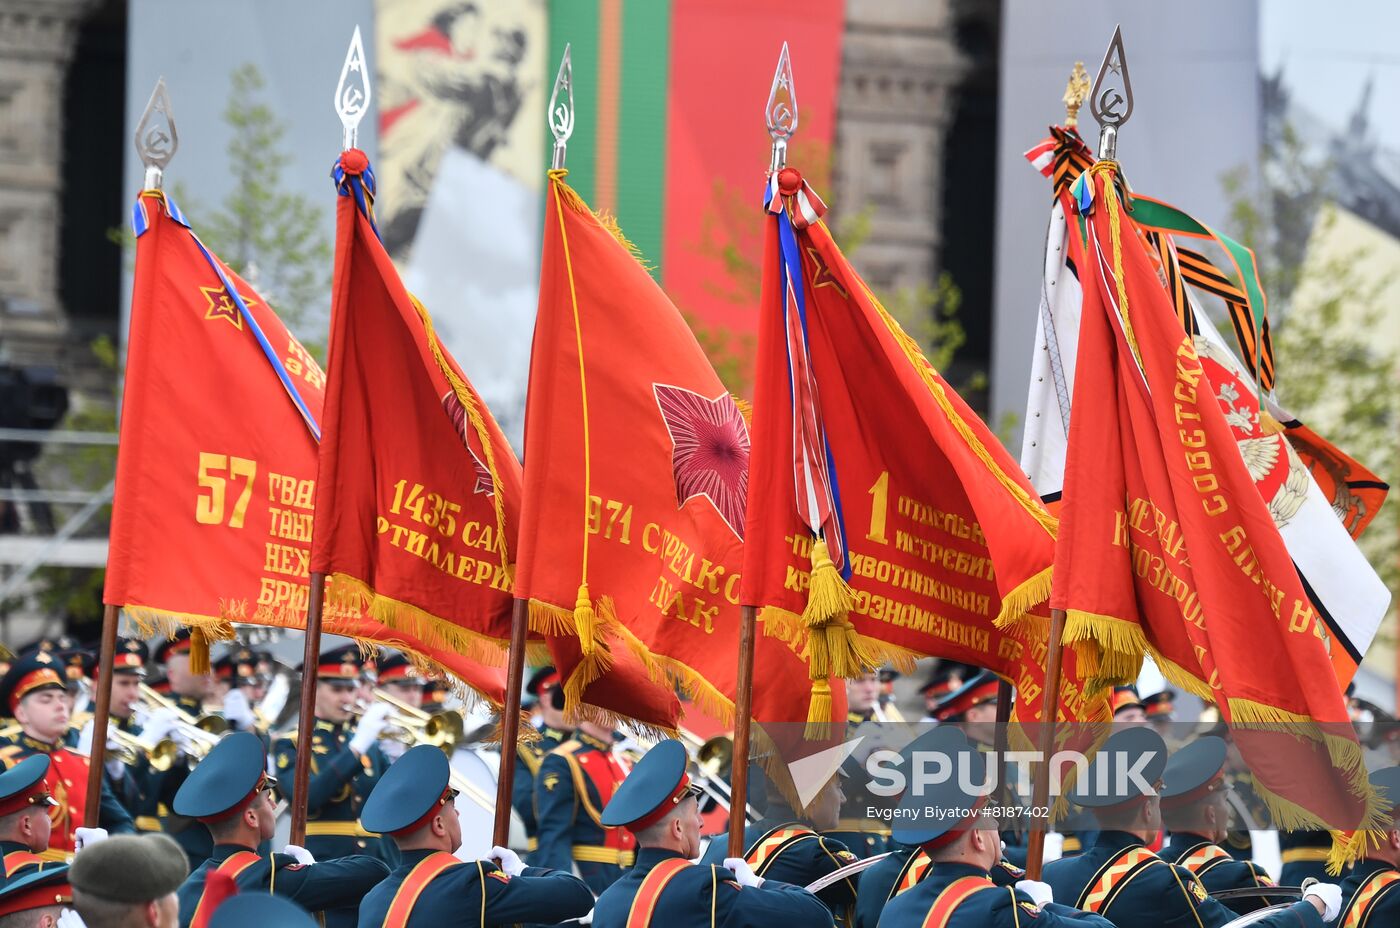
934 669 1000 721
209 893 319 928
59 647 96 684
1160 736 1227 810
0 865 71 917
297 643 363 681
1110 685 1146 716
1070 726 1168 809
361 744 454 836
112 637 150 676
600 739 700 831
890 727 987 848
0 649 68 713
0 755 55 817
526 664 561 697
375 652 426 686
1142 689 1175 719
153 629 193 665
173 731 275 821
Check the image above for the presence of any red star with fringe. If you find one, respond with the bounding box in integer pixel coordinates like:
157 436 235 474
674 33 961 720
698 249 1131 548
653 384 749 539
199 285 256 330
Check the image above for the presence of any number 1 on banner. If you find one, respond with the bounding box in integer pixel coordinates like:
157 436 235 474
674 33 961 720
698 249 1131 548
866 470 890 545
196 452 257 528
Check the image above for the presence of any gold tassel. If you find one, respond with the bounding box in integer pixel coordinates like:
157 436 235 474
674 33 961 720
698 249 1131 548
189 627 211 675
802 539 854 630
806 678 834 740
574 582 597 659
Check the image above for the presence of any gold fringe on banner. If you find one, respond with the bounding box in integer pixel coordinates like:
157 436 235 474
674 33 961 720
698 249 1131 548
325 573 511 667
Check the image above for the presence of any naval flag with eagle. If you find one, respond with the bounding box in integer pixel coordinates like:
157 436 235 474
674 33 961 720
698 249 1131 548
310 148 522 664
1051 161 1387 866
104 185 508 703
1022 126 1389 688
740 166 1107 737
513 169 825 737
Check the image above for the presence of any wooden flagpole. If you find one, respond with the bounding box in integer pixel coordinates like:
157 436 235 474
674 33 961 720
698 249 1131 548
289 571 326 845
1023 607 1067 880
727 606 757 858
492 598 530 846
83 603 120 826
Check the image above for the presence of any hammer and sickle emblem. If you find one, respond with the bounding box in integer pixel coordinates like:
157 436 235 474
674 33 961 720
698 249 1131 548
1097 89 1125 122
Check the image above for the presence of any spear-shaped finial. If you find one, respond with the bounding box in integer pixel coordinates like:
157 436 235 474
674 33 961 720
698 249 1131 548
336 25 371 151
1063 61 1090 129
1089 25 1132 160
135 78 178 190
548 44 574 170
766 42 797 173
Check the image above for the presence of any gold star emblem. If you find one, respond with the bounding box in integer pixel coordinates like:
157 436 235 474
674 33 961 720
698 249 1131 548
806 246 847 298
35 652 52 664
200 285 257 330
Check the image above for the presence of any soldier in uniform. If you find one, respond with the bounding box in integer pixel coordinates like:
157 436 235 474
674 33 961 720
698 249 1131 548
173 731 388 928
213 645 269 743
0 864 73 927
515 667 572 857
591 739 834 927
151 631 216 870
0 651 134 858
858 727 1095 928
91 638 180 835
271 645 395 865
1336 765 1400 926
876 667 906 723
532 717 635 895
69 832 189 928
828 671 890 858
699 765 858 923
0 757 61 884
1042 727 1340 928
916 664 963 723
1159 736 1281 914
356 743 594 926
374 653 427 710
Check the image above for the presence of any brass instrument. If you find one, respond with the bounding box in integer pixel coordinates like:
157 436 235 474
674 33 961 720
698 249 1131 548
353 689 466 755
137 683 227 768
642 728 755 823
108 727 180 772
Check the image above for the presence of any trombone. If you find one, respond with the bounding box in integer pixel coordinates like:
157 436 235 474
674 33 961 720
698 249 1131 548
354 689 467 754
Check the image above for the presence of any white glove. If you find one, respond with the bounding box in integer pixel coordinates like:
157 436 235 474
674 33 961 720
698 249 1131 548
140 707 182 744
1302 882 1342 922
1015 880 1053 908
489 845 526 877
56 908 87 928
377 738 407 762
723 857 765 889
104 758 125 780
349 703 392 755
222 690 257 731
77 720 94 756
74 827 108 852
281 844 315 866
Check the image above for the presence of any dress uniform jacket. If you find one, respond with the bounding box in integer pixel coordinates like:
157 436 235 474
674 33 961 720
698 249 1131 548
1161 832 1282 914
0 840 59 886
699 816 859 921
877 862 1117 928
355 848 595 927
1042 830 1325 928
0 733 134 858
591 846 835 928
176 842 389 928
272 719 395 865
828 711 889 859
853 848 1024 928
514 724 570 854
1278 830 1332 886
532 733 635 894
155 694 213 870
1337 858 1400 927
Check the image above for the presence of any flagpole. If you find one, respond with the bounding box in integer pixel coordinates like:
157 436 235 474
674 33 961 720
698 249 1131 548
493 598 530 846
289 571 326 845
727 606 757 858
86 78 180 825
83 603 120 826
1024 607 1066 880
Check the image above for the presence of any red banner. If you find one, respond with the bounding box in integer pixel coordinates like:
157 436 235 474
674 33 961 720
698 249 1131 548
515 172 827 736
1053 165 1385 861
741 168 1104 735
311 151 522 665
104 190 503 701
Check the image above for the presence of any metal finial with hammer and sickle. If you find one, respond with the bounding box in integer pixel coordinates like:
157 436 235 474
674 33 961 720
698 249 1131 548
548 44 574 170
1063 61 1090 129
1089 25 1132 160
134 78 178 190
336 25 372 151
766 42 797 173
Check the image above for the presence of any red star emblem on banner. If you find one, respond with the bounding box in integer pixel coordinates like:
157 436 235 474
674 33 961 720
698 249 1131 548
199 285 257 330
806 246 847 298
653 384 750 539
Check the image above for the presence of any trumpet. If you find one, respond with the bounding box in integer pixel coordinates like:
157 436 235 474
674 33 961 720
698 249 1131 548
107 727 179 772
353 689 466 755
136 683 227 768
